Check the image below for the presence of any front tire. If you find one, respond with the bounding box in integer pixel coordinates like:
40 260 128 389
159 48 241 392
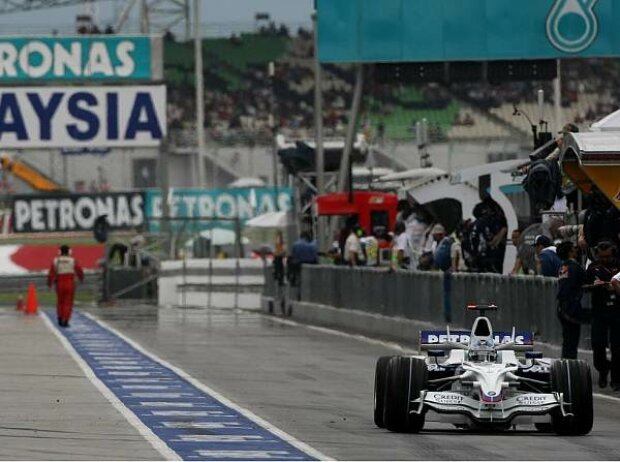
550 359 593 435
383 356 427 433
374 356 392 428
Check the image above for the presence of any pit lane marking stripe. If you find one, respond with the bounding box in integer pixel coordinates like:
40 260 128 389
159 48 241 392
81 312 329 461
41 312 180 461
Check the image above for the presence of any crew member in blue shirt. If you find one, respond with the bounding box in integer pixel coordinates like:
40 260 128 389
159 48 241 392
288 231 318 286
534 235 562 277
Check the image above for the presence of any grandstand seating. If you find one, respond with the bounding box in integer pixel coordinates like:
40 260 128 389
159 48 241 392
163 33 620 144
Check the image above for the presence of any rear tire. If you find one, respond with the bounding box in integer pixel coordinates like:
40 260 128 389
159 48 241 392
374 356 392 428
550 359 593 435
383 356 427 433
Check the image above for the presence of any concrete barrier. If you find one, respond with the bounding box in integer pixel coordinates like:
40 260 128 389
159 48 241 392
265 265 570 347
159 258 266 307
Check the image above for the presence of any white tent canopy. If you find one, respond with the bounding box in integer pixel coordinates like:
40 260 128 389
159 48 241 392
196 228 249 245
590 109 620 132
228 177 266 188
245 211 289 229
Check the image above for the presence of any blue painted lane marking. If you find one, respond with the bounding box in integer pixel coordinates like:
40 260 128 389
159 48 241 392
48 312 318 461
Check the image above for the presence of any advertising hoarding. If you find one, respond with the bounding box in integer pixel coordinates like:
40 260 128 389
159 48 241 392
12 192 145 233
144 187 293 231
0 35 161 81
0 85 166 148
318 0 620 63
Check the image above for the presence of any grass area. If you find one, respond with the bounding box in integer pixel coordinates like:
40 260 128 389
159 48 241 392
0 291 97 306
368 100 461 140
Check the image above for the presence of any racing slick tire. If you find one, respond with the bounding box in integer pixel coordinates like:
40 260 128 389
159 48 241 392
550 359 593 436
383 356 427 433
374 356 392 428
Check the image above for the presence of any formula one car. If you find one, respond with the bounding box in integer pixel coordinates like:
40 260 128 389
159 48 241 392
374 304 593 434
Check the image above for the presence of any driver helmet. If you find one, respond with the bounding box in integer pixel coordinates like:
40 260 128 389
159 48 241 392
468 338 497 362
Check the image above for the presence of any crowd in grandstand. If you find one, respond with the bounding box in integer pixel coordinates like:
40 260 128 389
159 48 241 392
162 27 620 145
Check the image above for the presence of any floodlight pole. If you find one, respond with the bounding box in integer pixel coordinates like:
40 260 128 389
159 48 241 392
554 59 562 132
269 61 280 210
337 64 364 195
313 8 326 249
194 0 206 187
159 137 171 257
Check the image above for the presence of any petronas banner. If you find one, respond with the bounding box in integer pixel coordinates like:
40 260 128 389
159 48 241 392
318 0 620 63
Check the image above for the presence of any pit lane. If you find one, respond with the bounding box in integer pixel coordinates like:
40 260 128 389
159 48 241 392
82 302 620 460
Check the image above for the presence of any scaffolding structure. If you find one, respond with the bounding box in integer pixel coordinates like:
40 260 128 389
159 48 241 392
0 0 190 38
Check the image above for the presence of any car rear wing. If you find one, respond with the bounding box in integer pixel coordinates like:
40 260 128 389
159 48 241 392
419 330 535 351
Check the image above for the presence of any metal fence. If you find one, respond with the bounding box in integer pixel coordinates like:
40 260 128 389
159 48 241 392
294 265 562 345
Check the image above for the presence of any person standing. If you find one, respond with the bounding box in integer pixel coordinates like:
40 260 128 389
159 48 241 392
363 229 380 267
431 224 458 323
534 235 563 277
344 225 363 267
392 221 411 270
47 245 84 328
510 228 537 276
585 241 620 389
556 241 586 359
288 231 318 285
273 230 286 287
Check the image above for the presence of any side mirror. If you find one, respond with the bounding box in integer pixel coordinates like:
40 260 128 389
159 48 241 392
427 350 445 358
525 351 543 359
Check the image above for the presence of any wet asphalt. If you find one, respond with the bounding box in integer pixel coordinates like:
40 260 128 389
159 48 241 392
82 302 620 461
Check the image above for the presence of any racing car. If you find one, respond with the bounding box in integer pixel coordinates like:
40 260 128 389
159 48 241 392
374 304 593 434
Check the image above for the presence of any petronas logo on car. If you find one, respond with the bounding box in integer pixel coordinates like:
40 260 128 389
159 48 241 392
546 0 599 53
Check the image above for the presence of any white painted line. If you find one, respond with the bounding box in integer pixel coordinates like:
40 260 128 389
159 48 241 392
265 315 416 354
593 392 620 403
175 435 268 443
98 360 140 365
151 410 233 417
40 314 180 461
162 422 248 429
195 450 301 460
140 402 202 408
101 366 146 370
122 385 173 390
108 371 156 376
85 312 331 461
128 393 193 399
91 353 139 359
115 378 174 383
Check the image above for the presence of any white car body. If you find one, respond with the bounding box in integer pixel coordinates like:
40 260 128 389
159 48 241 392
415 315 570 427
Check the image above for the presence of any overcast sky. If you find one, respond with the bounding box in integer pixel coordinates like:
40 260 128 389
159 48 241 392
0 0 314 35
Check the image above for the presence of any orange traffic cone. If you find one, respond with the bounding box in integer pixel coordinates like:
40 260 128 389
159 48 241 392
25 282 38 315
16 294 23 311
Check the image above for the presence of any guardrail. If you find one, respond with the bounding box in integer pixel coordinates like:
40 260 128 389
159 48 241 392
291 265 562 345
0 272 100 297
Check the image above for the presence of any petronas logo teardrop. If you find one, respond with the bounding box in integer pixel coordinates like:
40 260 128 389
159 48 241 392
546 0 599 53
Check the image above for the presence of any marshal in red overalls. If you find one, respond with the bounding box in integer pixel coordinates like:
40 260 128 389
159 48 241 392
47 246 84 327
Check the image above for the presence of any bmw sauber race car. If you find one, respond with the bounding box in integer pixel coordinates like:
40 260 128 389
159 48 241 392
374 304 593 435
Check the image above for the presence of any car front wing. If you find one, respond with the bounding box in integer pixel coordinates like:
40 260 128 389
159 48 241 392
412 391 568 423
